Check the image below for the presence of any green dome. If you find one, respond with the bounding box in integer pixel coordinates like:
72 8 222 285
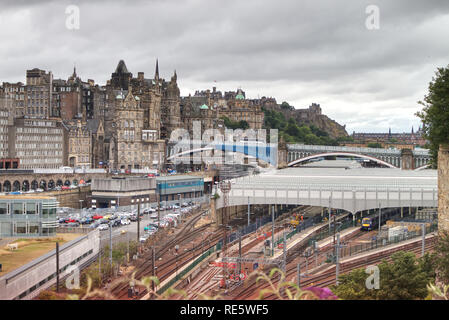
200 104 209 110
235 93 245 100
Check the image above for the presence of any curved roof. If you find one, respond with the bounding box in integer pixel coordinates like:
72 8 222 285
200 104 209 110
235 93 245 100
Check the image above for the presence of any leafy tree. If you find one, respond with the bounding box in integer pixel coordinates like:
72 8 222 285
416 65 449 167
367 142 382 148
280 101 294 110
221 116 250 130
389 138 398 143
262 107 342 145
333 251 432 300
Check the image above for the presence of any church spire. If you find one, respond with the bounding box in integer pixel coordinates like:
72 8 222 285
155 58 159 80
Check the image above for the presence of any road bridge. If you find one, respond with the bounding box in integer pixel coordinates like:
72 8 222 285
286 144 431 170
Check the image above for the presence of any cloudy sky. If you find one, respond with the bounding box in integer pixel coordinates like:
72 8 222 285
1 0 449 134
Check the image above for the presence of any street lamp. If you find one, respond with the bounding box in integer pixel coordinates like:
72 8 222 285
79 199 83 211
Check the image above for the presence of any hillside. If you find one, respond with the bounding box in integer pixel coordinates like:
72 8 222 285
261 101 348 140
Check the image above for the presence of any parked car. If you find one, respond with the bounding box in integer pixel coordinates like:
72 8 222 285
90 221 100 228
111 220 121 227
66 222 80 227
139 234 149 242
121 219 131 225
97 224 109 231
92 215 103 220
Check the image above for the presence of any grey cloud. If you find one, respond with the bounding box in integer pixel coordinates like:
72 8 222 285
0 0 448 133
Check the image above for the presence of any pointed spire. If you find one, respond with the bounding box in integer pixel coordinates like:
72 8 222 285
155 58 159 79
73 64 77 78
173 69 177 82
412 126 414 134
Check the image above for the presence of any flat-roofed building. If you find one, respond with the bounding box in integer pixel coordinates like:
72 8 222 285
8 118 67 169
156 175 204 202
0 195 58 238
91 176 156 208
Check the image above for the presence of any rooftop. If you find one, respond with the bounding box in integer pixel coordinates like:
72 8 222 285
157 175 203 182
0 195 55 200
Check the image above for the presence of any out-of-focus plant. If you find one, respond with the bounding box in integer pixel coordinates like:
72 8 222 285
252 267 338 300
427 283 449 300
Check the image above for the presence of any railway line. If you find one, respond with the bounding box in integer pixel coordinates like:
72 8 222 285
109 208 219 299
234 233 437 300
171 212 354 299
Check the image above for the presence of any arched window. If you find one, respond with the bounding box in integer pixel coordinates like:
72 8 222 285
124 120 129 128
130 120 134 128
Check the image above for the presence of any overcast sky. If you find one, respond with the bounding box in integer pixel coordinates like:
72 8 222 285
1 0 449 134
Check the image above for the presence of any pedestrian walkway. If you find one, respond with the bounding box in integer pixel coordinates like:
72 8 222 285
316 227 359 249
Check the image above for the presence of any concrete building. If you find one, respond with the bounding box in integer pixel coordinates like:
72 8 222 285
0 195 58 238
8 118 66 169
91 176 157 208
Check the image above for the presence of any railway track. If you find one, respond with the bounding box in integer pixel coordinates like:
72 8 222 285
109 209 216 298
235 233 436 300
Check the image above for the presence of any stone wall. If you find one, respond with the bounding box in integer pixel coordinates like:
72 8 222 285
45 185 92 208
438 144 449 234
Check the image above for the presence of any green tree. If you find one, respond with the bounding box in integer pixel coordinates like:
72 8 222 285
416 65 449 167
280 101 294 110
333 251 431 300
367 142 382 148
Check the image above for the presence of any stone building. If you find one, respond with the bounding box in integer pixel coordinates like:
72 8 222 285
218 92 264 130
180 95 223 135
352 127 427 147
109 88 165 170
65 119 92 168
52 68 96 120
24 68 53 119
160 70 181 139
87 118 106 168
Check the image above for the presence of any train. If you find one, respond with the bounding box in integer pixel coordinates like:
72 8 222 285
360 208 400 231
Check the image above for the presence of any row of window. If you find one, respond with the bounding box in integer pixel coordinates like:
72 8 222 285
16 249 94 300
0 202 56 216
16 143 62 149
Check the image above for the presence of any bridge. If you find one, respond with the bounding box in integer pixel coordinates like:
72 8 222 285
214 167 437 222
167 140 277 166
168 141 431 170
286 144 431 170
